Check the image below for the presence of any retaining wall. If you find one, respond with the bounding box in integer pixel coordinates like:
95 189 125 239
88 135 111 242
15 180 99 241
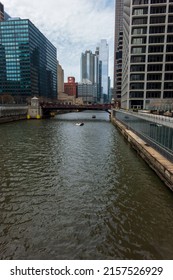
111 116 173 191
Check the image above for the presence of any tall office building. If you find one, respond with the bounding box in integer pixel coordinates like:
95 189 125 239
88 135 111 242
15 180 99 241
97 39 109 103
81 50 99 84
122 0 173 110
114 0 124 100
80 50 99 102
57 62 64 98
0 18 57 102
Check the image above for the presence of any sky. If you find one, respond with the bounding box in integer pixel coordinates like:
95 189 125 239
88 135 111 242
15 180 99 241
2 0 115 84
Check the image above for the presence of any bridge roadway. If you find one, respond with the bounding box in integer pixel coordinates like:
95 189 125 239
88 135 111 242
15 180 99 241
40 103 111 111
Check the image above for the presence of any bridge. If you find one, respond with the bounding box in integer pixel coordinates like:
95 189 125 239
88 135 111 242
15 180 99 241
40 103 111 114
27 99 112 119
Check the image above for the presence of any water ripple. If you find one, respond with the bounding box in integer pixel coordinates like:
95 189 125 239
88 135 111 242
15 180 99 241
0 112 173 259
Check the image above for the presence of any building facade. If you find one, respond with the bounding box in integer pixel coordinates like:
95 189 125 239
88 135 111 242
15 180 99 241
97 39 109 103
64 77 78 97
57 62 64 98
80 50 99 102
81 50 99 84
122 0 173 110
77 83 97 104
114 0 124 100
0 18 57 103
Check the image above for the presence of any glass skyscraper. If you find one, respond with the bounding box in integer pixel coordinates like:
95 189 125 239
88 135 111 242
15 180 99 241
97 39 109 103
0 18 57 102
80 50 98 84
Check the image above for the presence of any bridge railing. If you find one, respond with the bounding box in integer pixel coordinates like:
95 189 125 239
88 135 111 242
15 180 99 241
40 103 111 110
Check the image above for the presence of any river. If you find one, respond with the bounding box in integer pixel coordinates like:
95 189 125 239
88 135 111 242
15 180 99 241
0 111 173 260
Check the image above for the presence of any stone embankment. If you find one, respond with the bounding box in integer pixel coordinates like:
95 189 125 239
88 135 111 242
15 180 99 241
0 115 26 124
0 105 28 124
111 116 173 191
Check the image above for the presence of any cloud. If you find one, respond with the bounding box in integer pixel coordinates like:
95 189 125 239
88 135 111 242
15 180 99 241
3 0 115 83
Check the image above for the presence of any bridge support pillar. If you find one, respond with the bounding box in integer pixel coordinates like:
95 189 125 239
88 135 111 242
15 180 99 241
27 97 43 119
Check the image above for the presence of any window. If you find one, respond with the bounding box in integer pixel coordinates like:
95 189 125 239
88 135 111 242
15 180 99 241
130 74 145 80
147 64 162 71
148 55 163 62
131 46 146 54
169 5 173 13
133 8 148 15
151 0 166 3
146 92 161 98
131 65 145 71
147 82 161 89
133 0 148 3
147 73 162 80
168 16 173 23
163 91 173 98
130 83 144 89
166 54 173 61
150 16 165 24
165 73 173 80
132 18 147 25
166 45 173 52
164 82 173 89
167 25 173 33
167 35 173 42
131 55 145 62
148 45 164 52
132 27 147 34
149 36 164 43
130 91 144 98
132 37 146 44
150 26 165 33
165 64 173 71
150 6 166 14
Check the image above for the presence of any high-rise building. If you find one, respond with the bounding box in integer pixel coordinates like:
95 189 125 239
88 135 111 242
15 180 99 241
0 18 57 102
80 50 99 102
122 0 173 110
81 50 99 84
57 62 64 98
97 39 109 103
113 0 124 100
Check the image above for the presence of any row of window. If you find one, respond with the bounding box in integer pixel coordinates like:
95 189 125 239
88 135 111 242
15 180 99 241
129 91 173 99
131 64 173 71
132 26 173 34
131 45 173 53
130 73 171 80
133 0 173 5
130 82 173 89
132 35 173 44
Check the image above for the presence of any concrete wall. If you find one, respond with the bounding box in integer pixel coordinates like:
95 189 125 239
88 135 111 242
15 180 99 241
111 115 173 191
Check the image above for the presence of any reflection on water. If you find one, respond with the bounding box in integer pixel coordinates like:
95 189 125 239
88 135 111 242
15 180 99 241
0 111 173 260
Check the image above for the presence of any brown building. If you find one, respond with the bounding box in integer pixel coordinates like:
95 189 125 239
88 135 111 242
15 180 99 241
64 77 78 97
57 62 64 99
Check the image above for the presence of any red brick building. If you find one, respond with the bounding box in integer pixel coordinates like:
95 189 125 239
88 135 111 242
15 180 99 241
64 77 78 97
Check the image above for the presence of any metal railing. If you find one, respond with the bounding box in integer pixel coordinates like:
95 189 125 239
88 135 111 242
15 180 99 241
113 109 173 162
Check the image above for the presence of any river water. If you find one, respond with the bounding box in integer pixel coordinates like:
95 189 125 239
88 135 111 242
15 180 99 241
0 111 173 260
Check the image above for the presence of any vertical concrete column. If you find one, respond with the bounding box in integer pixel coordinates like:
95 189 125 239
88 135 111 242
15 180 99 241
27 97 43 119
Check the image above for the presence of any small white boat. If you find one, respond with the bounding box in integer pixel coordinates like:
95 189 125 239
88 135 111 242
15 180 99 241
75 122 84 126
